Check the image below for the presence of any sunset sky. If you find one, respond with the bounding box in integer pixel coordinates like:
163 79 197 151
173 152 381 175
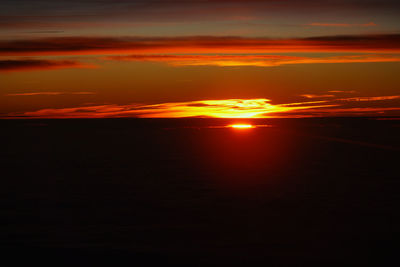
1 0 399 118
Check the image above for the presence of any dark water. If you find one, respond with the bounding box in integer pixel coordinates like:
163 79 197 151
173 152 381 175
0 118 398 266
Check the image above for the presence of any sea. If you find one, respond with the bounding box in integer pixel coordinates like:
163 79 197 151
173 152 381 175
0 118 398 266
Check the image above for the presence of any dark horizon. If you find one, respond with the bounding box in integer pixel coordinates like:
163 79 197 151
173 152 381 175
1 117 398 266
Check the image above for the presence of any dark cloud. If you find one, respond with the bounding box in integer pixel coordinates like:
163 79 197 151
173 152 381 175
1 34 400 55
3 1 400 13
0 59 94 71
1 0 399 26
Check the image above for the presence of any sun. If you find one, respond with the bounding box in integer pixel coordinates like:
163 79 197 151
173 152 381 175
228 124 255 129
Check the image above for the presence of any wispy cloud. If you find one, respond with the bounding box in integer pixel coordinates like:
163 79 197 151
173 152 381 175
1 34 400 56
272 95 400 117
4 99 333 119
338 95 400 101
272 107 400 118
0 59 95 72
306 22 377 27
106 54 400 67
5 91 96 96
106 54 305 67
300 94 335 99
328 90 356 94
5 95 399 119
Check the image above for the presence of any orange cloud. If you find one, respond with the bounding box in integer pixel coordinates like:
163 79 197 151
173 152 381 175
106 54 307 67
300 94 335 99
106 54 400 67
5 99 333 119
0 59 95 72
5 94 399 119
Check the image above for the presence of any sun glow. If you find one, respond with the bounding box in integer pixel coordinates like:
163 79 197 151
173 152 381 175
228 124 255 129
13 98 337 119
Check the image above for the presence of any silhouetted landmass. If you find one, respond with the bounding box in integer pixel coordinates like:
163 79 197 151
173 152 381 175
0 118 398 266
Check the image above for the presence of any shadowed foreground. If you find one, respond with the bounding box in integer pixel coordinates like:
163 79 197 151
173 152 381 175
0 118 398 266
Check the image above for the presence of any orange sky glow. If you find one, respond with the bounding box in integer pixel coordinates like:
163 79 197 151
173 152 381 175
3 96 399 119
1 0 400 119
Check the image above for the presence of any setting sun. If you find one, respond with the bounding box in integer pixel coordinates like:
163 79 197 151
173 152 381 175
228 124 255 129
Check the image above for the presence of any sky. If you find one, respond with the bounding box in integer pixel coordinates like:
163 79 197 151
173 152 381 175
1 0 399 118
